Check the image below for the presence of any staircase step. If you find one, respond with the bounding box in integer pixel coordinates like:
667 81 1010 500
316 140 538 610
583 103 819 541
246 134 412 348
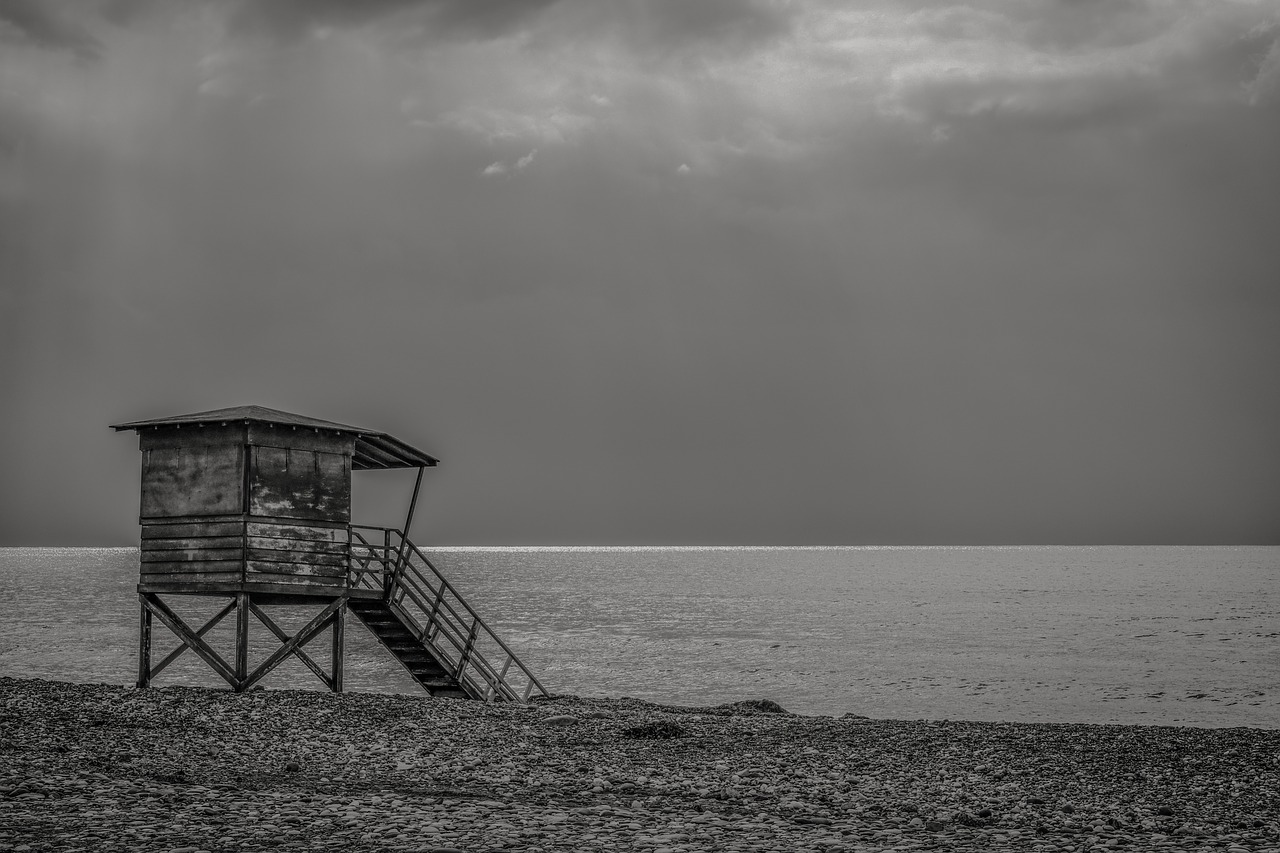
406 659 448 670
426 688 471 699
369 629 413 638
391 652 436 662
400 658 442 669
357 619 413 633
386 649 431 659
419 681 464 692
403 656 445 667
345 553 531 703
410 671 452 682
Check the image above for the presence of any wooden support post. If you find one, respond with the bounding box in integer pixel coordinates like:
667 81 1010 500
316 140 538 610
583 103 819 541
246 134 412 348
235 592 250 692
387 466 426 600
137 597 152 688
332 599 345 694
401 466 424 541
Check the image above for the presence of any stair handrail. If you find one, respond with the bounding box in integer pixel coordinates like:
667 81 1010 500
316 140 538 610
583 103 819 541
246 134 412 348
346 526 549 703
352 529 513 697
348 526 393 592
385 566 520 701
395 534 549 702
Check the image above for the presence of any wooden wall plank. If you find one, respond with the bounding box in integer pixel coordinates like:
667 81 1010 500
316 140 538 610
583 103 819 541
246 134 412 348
141 547 244 564
142 536 245 551
246 562 346 580
246 517 347 532
246 522 348 542
244 573 346 587
137 569 244 584
246 536 347 555
140 557 243 572
246 548 346 568
139 424 247 451
246 424 356 456
142 522 244 539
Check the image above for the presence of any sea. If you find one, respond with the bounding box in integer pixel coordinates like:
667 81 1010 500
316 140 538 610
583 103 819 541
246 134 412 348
0 546 1275 728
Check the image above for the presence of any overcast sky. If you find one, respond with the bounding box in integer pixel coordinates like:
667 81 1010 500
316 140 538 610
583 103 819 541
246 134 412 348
2 0 1278 546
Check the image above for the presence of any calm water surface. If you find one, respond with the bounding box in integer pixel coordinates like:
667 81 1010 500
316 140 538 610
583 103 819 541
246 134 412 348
0 546 1275 727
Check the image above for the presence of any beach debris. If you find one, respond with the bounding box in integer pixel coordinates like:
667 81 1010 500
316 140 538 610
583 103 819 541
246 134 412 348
719 698 788 714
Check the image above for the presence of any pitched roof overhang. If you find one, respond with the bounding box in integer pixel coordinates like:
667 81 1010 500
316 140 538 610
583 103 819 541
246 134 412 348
110 405 439 470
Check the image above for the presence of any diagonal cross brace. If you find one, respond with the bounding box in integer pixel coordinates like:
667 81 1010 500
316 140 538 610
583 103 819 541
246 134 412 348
249 601 334 691
150 597 238 680
141 593 239 689
241 597 346 692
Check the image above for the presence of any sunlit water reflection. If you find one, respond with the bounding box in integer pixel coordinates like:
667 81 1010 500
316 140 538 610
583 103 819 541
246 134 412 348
1 546 1275 727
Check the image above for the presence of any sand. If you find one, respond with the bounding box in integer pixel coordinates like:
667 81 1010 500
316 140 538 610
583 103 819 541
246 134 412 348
1 677 1277 852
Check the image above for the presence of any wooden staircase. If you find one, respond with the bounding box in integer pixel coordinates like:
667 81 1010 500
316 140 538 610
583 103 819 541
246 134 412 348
348 598 470 699
347 526 548 703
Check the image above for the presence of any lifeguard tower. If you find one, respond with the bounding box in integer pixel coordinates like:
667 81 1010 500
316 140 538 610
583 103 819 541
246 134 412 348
111 405 546 701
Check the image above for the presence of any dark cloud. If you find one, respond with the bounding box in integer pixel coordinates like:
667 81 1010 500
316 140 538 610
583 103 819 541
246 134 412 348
886 0 1162 52
0 0 100 59
632 0 798 48
556 0 799 58
2 0 1278 545
881 4 1280 133
226 0 562 42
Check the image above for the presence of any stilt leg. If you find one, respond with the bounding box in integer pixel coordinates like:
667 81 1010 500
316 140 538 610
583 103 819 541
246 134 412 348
137 597 152 689
332 600 345 694
235 592 250 692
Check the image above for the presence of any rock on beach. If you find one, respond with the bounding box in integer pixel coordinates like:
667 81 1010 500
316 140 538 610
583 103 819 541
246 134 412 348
1 676 1278 852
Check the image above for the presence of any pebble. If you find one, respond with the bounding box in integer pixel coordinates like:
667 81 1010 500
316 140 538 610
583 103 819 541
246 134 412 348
1 676 1278 852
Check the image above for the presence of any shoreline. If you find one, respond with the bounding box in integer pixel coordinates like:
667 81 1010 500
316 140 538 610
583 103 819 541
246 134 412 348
1 677 1277 852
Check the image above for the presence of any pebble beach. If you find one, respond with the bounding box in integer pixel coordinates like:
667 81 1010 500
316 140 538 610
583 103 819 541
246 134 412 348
1 677 1277 853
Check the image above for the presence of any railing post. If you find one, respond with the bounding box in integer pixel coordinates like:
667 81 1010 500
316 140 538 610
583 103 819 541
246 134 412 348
344 524 352 587
427 582 444 633
382 528 392 598
456 618 480 679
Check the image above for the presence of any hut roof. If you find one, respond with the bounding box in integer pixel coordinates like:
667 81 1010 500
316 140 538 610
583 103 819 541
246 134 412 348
110 405 438 470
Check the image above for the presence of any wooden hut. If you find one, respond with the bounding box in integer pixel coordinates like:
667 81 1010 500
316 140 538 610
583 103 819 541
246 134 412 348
111 405 545 702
